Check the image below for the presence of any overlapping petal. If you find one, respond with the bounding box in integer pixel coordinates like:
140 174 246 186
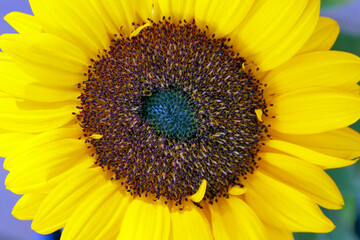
263 51 360 96
61 182 131 240
4 12 43 33
12 193 47 220
267 87 360 134
209 196 266 240
29 0 109 56
195 0 254 37
0 33 88 87
32 167 106 234
298 16 339 54
118 198 171 240
259 152 344 209
170 204 212 240
246 170 335 232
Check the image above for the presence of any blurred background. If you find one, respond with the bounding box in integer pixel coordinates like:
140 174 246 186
0 0 359 239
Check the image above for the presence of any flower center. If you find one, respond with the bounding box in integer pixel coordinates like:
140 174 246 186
140 89 197 140
77 18 267 204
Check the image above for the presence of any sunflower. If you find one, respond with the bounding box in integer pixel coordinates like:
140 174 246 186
1 0 360 239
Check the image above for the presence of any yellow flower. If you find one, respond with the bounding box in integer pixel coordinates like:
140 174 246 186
1 0 360 239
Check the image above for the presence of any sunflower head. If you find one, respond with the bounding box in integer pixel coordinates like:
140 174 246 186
1 0 360 239
77 18 268 204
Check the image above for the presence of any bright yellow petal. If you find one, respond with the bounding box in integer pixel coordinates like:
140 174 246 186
29 0 109 57
5 139 88 194
159 0 195 23
189 179 207 203
209 196 266 240
230 0 307 56
0 33 88 87
248 0 320 70
229 185 247 196
270 127 360 160
195 0 254 37
265 139 357 169
4 12 43 33
246 170 335 232
12 193 47 220
259 152 344 209
89 0 136 36
0 132 33 157
0 59 80 102
4 126 82 170
0 98 77 133
298 17 339 54
170 203 212 240
263 51 360 96
264 224 294 240
118 198 171 240
267 87 360 134
61 182 131 240
32 167 106 234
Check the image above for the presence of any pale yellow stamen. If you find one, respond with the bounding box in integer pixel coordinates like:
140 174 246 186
229 185 248 195
242 62 246 70
255 109 263 122
151 0 161 19
130 22 152 38
91 134 103 139
189 179 207 203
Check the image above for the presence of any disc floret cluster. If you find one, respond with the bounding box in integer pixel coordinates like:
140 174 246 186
77 18 268 204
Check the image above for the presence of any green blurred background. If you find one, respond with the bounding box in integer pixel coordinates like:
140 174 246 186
295 1 360 239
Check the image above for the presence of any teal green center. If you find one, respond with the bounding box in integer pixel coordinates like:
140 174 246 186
141 89 197 140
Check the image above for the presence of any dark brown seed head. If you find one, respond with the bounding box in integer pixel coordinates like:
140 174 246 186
77 18 268 204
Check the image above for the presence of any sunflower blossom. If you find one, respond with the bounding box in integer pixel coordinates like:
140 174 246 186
1 0 360 239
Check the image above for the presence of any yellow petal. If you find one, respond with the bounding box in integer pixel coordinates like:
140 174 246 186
248 0 320 71
0 98 77 133
255 109 263 122
118 198 170 240
4 126 82 170
259 152 344 209
265 139 357 169
195 0 254 37
270 127 360 160
209 196 266 240
0 33 88 86
267 87 360 134
4 12 43 33
29 0 109 57
5 139 88 194
298 17 339 54
229 185 248 196
263 51 360 96
90 134 103 139
130 22 153 38
89 0 136 36
264 224 294 240
12 193 47 220
32 167 106 234
246 170 335 232
170 203 212 240
230 0 307 56
61 182 131 240
0 132 33 157
158 0 195 23
0 59 80 102
189 179 207 203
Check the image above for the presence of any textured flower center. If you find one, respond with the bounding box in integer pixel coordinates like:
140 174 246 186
77 18 267 204
140 89 197 140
